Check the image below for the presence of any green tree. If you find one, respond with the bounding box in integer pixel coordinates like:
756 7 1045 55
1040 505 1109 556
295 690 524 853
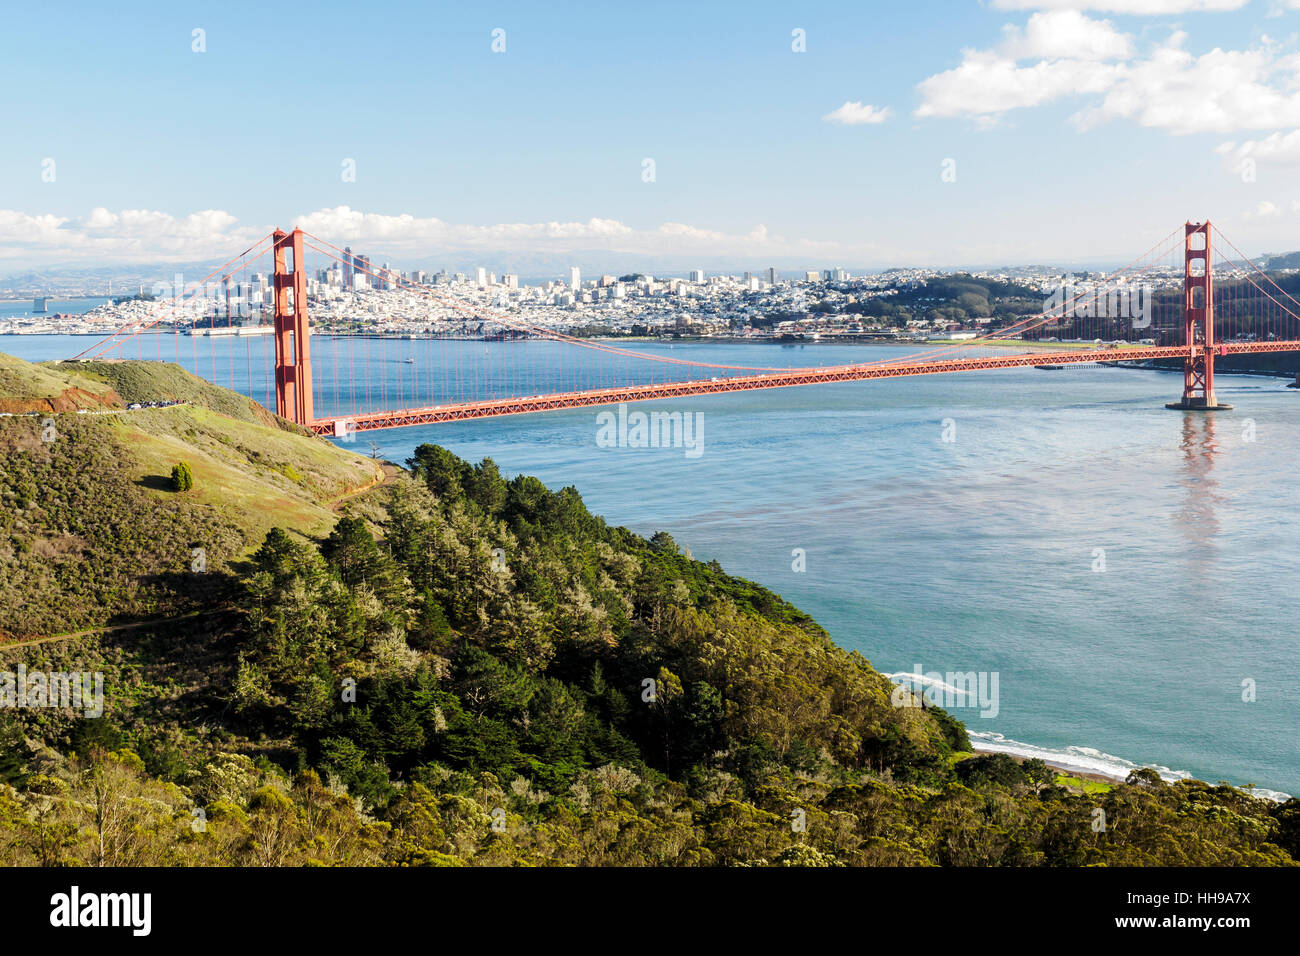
408 444 465 500
321 516 405 606
170 461 194 491
649 531 679 555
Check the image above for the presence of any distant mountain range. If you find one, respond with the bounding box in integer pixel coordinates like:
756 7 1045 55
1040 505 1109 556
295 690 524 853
0 264 170 297
5 246 1299 295
1261 251 1300 270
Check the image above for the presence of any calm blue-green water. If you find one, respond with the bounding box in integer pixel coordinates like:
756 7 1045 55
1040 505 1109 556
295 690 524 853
6 333 1298 796
0 298 110 319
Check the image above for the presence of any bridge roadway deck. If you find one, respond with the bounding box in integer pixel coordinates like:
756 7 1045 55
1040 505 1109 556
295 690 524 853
306 340 1300 435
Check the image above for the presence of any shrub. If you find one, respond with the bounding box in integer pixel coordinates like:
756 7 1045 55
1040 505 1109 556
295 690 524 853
170 461 194 492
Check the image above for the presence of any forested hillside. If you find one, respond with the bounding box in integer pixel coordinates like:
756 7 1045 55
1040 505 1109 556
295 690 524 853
0 353 1296 866
0 355 381 638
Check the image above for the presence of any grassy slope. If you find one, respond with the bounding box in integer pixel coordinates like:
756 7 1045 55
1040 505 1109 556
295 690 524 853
0 353 383 639
108 404 380 536
0 353 121 413
54 358 291 429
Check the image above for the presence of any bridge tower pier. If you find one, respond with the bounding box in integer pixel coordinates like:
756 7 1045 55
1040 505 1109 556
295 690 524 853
272 228 314 425
1167 221 1232 411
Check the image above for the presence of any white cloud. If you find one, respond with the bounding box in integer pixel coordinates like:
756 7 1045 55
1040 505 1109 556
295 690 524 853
1219 129 1300 178
291 206 853 259
823 101 892 125
292 207 746 250
917 15 1300 135
916 12 1131 120
655 222 727 241
292 206 653 245
991 0 1246 12
1074 42 1300 134
83 208 119 229
0 205 895 267
916 53 1119 119
0 210 70 246
999 11 1133 60
1242 199 1300 219
0 207 261 263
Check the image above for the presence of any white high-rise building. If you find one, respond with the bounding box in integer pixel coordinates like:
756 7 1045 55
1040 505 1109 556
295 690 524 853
476 267 487 288
569 266 580 292
689 269 705 283
504 274 519 289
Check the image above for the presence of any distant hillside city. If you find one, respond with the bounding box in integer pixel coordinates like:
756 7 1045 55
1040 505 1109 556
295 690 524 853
3 250 1228 345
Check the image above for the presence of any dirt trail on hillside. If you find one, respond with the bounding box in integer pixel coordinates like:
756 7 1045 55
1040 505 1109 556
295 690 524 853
328 462 399 511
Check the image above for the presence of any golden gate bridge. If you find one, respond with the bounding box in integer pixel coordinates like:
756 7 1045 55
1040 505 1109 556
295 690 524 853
71 221 1300 435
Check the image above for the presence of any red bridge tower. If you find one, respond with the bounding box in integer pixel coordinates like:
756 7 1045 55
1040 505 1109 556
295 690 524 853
272 228 314 425
1167 220 1231 411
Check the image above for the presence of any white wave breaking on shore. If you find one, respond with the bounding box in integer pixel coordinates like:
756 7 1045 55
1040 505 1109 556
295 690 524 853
885 670 974 698
968 731 1292 803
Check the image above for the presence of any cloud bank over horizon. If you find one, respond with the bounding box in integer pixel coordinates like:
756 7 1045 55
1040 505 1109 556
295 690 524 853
5 198 1300 275
0 204 895 272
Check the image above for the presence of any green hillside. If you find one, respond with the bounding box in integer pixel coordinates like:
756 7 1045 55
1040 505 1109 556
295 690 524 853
0 353 383 639
63 358 290 429
0 352 1296 868
0 353 120 414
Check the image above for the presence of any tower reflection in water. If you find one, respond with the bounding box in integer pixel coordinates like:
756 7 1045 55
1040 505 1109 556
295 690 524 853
1174 412 1227 576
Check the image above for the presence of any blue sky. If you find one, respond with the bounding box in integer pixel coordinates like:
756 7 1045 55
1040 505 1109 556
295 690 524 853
2 0 1299 270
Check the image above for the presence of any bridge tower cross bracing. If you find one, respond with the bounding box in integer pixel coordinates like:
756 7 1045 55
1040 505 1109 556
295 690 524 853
272 228 314 425
1167 220 1231 411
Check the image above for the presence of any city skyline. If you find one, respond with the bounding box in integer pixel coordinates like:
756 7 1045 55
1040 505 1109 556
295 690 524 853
3 0 1300 271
